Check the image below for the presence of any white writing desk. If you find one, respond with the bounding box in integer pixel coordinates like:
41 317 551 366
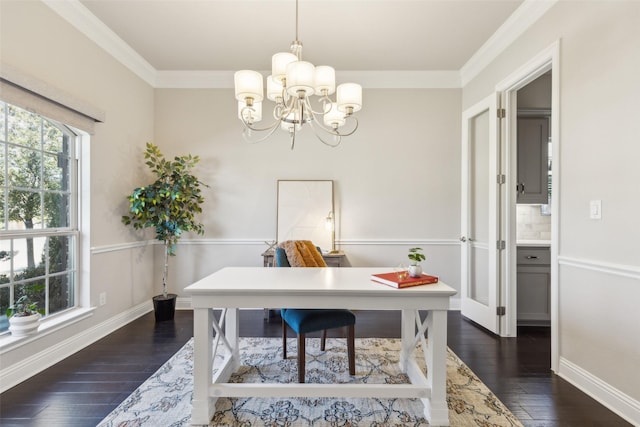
185 267 457 426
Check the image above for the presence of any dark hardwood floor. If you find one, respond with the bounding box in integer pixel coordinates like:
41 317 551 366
0 310 632 426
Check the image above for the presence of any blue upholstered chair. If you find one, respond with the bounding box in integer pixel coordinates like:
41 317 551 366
276 246 356 383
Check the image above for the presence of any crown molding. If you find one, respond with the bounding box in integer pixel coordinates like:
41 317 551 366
339 71 461 89
460 0 558 86
43 0 556 90
42 0 157 86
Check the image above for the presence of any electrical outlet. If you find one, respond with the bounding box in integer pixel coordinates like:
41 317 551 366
590 200 602 220
99 292 107 306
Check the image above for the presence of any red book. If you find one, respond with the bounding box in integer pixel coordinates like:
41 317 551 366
371 272 439 288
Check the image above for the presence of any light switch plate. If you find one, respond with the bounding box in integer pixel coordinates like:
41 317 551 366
590 200 602 220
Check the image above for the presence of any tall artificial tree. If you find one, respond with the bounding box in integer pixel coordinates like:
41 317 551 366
122 143 206 298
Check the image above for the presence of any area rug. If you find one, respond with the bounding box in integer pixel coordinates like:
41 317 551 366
98 337 523 426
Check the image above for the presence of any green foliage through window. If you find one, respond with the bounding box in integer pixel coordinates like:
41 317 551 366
0 101 77 332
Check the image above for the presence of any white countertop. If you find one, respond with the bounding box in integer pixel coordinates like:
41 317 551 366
517 239 551 247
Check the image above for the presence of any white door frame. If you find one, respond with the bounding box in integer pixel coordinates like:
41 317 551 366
496 40 560 371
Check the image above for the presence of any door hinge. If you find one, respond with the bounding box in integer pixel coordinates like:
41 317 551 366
497 240 505 250
497 306 506 316
497 174 506 184
497 108 506 118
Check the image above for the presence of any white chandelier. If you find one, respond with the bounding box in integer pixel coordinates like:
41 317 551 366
234 0 362 149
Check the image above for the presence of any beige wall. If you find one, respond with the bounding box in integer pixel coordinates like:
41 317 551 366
463 0 640 406
153 88 462 293
0 1 156 367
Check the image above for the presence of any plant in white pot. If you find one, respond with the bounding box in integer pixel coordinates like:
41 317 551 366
407 247 426 277
122 143 207 321
6 295 41 337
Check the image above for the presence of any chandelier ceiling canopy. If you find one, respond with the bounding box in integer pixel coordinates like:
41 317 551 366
234 0 362 149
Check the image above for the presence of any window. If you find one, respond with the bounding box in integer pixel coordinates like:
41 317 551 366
0 101 78 333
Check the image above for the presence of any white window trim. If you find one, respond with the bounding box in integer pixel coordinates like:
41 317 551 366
0 307 95 353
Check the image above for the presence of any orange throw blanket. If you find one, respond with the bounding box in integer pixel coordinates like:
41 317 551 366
279 240 327 267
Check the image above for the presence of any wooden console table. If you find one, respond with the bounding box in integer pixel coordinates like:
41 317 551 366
185 267 456 426
261 249 346 267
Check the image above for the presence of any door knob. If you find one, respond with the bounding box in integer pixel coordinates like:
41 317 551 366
460 236 466 242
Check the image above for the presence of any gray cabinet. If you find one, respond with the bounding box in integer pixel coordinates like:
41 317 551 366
517 117 549 204
517 246 550 326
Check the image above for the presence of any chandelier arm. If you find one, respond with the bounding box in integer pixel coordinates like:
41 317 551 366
304 98 329 116
308 114 359 138
305 98 360 136
307 120 342 147
239 106 285 133
334 116 359 137
278 96 299 121
240 118 282 134
290 129 296 150
242 121 282 144
305 95 332 116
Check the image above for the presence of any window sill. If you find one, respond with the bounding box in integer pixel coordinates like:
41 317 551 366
0 307 96 354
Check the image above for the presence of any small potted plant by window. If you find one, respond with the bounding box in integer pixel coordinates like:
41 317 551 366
407 247 426 277
122 143 207 322
6 295 41 337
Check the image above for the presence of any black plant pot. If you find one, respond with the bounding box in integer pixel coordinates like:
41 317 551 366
153 293 177 322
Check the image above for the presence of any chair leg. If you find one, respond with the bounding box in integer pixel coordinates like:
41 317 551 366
282 318 287 359
298 333 306 383
347 324 355 376
321 329 327 351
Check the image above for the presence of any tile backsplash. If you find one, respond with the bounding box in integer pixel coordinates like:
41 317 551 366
517 205 551 240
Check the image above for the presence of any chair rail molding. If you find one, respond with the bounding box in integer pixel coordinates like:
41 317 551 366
90 240 155 255
339 238 461 246
558 255 640 280
91 238 462 255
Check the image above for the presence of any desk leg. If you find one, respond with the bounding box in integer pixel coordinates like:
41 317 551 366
225 308 241 370
399 309 415 370
191 307 214 426
424 309 449 426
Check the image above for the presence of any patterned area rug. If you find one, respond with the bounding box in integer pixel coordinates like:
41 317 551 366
98 337 523 426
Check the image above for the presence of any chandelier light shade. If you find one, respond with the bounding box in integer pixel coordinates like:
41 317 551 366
337 83 362 113
323 103 345 128
286 61 316 97
234 70 264 104
234 0 362 149
272 53 297 83
266 76 283 102
314 66 336 95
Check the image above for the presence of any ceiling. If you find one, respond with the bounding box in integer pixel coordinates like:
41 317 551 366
77 0 524 76
39 0 562 87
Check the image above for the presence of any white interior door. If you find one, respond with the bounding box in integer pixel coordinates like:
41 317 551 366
460 93 503 334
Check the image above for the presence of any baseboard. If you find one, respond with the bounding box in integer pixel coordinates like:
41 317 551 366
0 301 153 393
176 296 192 310
558 357 640 426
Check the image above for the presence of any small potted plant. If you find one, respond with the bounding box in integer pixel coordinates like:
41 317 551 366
122 143 207 322
407 247 426 277
6 295 41 337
